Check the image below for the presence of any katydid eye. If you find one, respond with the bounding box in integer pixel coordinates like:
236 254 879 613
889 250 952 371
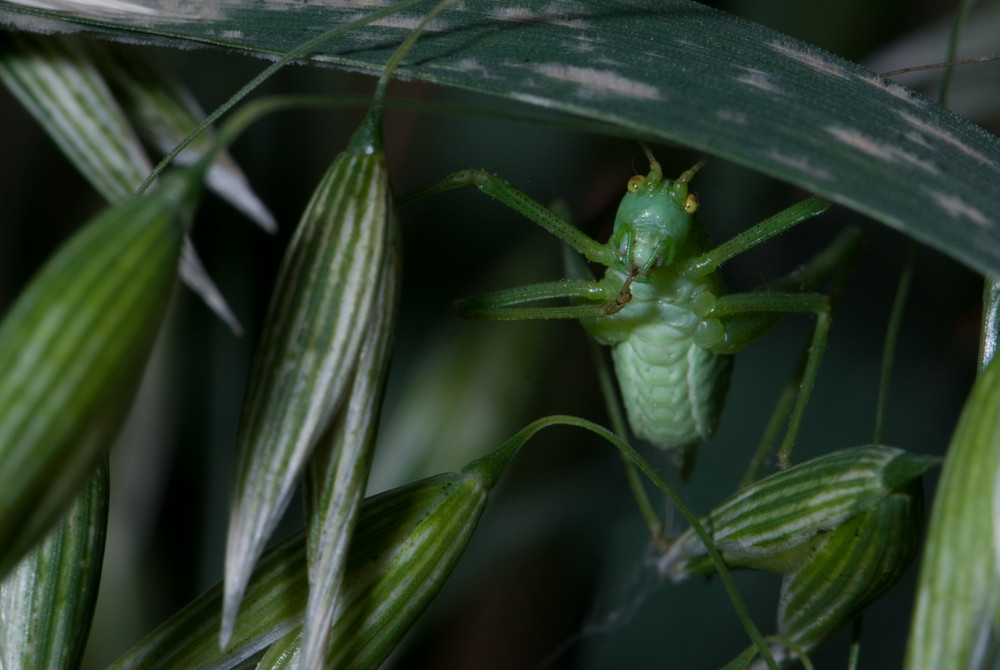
627 175 644 192
684 193 699 213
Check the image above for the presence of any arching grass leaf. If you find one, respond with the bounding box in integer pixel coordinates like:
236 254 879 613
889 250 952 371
1 0 999 278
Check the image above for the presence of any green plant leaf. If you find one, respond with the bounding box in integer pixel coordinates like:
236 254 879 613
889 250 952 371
0 31 251 334
222 141 393 646
108 470 492 670
905 356 1000 669
2 0 999 277
0 457 108 670
0 166 199 578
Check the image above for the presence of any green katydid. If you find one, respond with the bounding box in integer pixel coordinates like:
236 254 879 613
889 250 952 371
400 144 859 474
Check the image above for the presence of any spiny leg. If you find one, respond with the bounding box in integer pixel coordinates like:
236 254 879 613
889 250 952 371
400 169 636 316
681 197 850 470
398 168 616 267
683 195 832 278
744 229 861 479
454 277 621 321
707 227 861 470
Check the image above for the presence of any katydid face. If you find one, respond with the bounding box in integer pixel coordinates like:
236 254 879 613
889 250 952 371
611 167 698 275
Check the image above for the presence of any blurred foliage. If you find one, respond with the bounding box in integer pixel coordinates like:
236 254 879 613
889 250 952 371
0 0 996 668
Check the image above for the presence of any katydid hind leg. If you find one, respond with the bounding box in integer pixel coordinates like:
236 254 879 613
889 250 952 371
399 168 614 266
707 228 859 466
708 226 861 355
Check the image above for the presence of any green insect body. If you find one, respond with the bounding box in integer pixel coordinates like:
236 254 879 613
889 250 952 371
581 166 733 455
407 147 848 472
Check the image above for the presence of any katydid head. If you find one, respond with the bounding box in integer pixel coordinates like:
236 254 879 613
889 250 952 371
610 152 707 275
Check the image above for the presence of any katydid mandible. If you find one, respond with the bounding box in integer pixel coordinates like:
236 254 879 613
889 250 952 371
401 145 859 472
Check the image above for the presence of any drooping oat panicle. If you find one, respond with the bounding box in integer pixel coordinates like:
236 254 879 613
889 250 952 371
774 477 922 662
220 135 392 648
0 31 274 234
0 31 150 199
300 223 399 670
0 165 201 577
254 416 565 670
107 529 309 670
0 457 108 670
220 1 457 657
659 445 935 666
113 417 564 669
108 467 494 670
659 445 936 580
296 2 457 662
258 470 488 670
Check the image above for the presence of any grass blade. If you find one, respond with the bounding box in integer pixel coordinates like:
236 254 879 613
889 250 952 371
301 221 399 670
905 356 1000 669
4 1 1000 279
109 471 490 670
222 148 390 646
0 166 198 577
0 457 108 670
660 446 937 579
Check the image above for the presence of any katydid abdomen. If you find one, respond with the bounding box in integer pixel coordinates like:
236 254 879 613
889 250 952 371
611 326 732 450
611 324 733 453
584 262 733 460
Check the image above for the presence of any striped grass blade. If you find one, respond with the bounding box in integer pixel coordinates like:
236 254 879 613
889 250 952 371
221 146 391 646
905 355 1000 669
300 219 399 670
0 166 199 578
0 457 108 670
660 445 937 579
108 471 490 670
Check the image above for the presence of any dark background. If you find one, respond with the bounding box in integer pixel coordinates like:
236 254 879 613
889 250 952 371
0 0 995 667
